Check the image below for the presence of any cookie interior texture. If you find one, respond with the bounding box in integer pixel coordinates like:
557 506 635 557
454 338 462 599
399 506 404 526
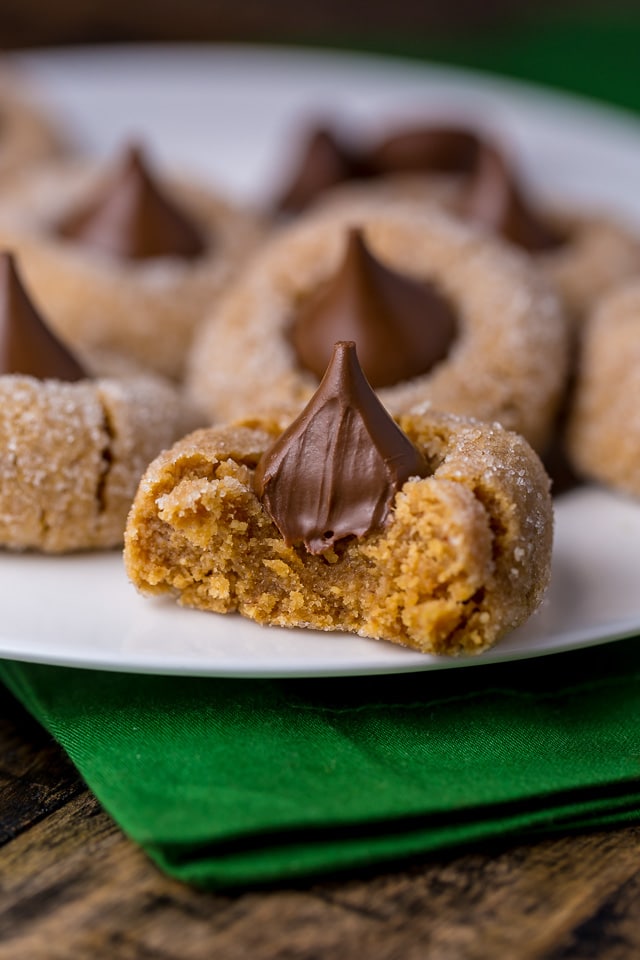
124 410 553 656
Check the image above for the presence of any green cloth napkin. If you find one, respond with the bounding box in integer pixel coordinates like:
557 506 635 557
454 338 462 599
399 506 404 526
2 638 640 888
3 16 640 889
351 13 640 115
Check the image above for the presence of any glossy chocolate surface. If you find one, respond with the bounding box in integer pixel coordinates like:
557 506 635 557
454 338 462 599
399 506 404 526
290 227 458 389
56 145 206 261
276 127 365 214
0 252 86 381
457 144 566 252
254 341 428 555
368 125 481 175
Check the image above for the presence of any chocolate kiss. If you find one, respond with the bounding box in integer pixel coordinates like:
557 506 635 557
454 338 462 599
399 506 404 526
458 144 565 253
368 125 482 175
56 144 206 261
290 227 458 389
0 252 86 381
254 341 428 555
276 127 363 214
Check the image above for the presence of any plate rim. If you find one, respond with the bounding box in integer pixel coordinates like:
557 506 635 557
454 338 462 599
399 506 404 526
2 46 640 677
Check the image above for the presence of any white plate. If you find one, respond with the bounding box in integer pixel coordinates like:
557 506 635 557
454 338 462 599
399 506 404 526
2 487 640 676
2 45 640 677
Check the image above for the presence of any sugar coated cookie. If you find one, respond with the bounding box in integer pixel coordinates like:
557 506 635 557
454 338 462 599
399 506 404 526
0 70 66 184
304 127 640 326
187 205 568 451
127 342 553 655
0 144 264 379
566 281 640 497
0 252 194 552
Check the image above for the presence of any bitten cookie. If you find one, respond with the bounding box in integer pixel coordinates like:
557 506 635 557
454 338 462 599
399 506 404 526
0 252 195 552
127 342 553 656
187 204 568 451
566 281 640 497
0 144 264 379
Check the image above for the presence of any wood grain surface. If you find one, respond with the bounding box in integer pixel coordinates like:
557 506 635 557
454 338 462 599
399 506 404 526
1 5 638 954
1 689 639 960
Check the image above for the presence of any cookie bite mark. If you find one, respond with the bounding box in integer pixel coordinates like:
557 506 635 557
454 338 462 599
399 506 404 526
290 227 458 388
457 143 566 253
56 144 207 261
0 251 85 380
254 341 428 555
125 407 553 655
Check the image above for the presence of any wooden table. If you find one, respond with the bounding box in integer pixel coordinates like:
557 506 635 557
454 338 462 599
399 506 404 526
2 689 639 959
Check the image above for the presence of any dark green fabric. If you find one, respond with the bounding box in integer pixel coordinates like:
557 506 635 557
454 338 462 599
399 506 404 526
2 636 640 887
3 16 640 888
333 14 640 116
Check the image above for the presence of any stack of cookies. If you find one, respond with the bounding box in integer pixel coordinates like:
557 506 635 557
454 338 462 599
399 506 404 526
2 74 638 656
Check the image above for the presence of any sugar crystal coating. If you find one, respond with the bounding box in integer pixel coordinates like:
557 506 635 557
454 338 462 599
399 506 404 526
187 205 569 451
124 409 553 656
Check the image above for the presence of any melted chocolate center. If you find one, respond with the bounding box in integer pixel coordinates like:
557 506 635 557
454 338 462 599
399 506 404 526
56 144 206 261
0 252 86 381
457 144 566 253
254 341 428 555
290 227 458 389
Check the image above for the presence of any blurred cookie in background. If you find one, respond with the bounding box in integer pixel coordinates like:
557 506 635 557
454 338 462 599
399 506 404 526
187 202 569 452
566 281 640 499
0 142 265 380
0 67 68 184
279 120 640 327
0 250 200 552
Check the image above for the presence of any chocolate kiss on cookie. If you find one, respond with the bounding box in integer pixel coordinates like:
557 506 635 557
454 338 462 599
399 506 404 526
457 144 565 253
290 227 457 388
0 251 85 380
276 124 484 212
277 127 364 215
56 144 206 261
254 340 428 555
368 124 481 175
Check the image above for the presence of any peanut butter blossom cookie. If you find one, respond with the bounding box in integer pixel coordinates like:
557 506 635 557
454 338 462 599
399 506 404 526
288 121 640 325
274 122 483 215
126 342 553 656
187 206 568 451
448 139 640 325
0 144 264 379
0 252 195 552
0 70 66 184
566 281 640 498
